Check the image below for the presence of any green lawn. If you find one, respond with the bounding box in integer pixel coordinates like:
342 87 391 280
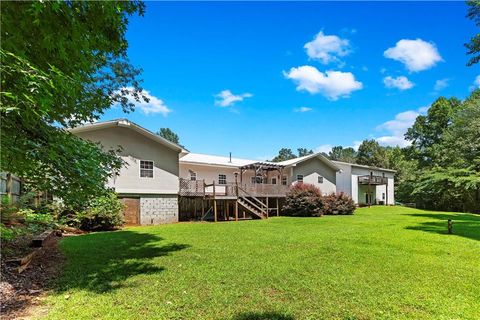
43 207 479 320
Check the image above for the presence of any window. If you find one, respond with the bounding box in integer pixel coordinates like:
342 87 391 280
382 192 385 200
318 176 324 183
140 160 154 178
271 177 277 185
190 171 197 181
296 175 304 183
251 174 263 184
281 175 287 185
218 174 227 185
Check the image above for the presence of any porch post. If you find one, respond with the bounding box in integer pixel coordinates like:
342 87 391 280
266 197 269 218
235 200 239 222
385 179 389 206
225 200 229 221
276 198 280 216
214 199 217 222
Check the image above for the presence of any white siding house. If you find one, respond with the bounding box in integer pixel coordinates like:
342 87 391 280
334 161 395 205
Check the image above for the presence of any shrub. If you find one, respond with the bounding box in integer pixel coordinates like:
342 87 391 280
283 183 323 217
76 192 124 231
321 192 356 215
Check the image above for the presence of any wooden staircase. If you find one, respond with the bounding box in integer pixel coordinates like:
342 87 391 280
237 187 268 219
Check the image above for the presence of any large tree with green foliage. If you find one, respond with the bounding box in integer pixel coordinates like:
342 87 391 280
271 148 297 162
466 0 480 66
356 140 388 168
328 146 357 163
404 97 460 168
297 148 314 157
1 1 145 207
157 128 180 145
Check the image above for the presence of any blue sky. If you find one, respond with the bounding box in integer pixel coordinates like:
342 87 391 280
102 1 479 160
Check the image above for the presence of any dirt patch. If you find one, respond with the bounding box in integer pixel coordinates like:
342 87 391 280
1 236 65 320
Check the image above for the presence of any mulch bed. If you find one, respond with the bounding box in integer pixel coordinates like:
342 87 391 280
1 235 65 320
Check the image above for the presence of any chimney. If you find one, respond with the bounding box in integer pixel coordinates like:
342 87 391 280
229 152 232 163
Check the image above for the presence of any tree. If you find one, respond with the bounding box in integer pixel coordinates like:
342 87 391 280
356 140 388 168
466 0 480 66
405 97 460 167
328 146 357 163
1 1 145 208
297 148 314 157
157 128 180 145
271 148 297 162
402 90 480 213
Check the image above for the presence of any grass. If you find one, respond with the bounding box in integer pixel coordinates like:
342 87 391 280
42 206 480 320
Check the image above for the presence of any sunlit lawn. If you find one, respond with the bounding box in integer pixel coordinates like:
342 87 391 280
42 206 480 320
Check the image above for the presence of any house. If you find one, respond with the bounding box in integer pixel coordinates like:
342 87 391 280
333 161 395 206
71 119 183 225
72 119 396 225
178 152 340 221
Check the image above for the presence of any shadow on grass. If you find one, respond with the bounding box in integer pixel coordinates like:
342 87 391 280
55 230 189 293
233 312 294 320
404 212 480 242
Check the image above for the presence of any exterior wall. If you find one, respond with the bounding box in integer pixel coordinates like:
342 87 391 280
140 195 178 225
335 163 354 200
350 167 394 205
292 157 337 195
75 126 179 195
335 163 395 205
179 163 293 189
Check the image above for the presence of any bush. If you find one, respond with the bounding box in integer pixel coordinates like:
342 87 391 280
283 183 324 217
76 192 124 231
321 192 356 215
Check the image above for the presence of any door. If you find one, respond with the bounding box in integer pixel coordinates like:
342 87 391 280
365 193 373 205
121 198 140 225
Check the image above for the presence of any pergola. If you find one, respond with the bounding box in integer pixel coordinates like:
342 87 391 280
238 162 285 185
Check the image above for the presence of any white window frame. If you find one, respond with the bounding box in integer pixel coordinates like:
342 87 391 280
271 177 277 185
281 175 288 185
190 171 197 181
318 176 323 184
140 160 154 178
296 174 304 183
218 174 227 185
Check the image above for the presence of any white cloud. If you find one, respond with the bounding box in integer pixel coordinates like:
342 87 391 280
383 76 414 90
294 107 313 113
352 140 363 151
375 106 429 147
214 90 252 107
119 87 171 116
314 144 333 154
433 78 449 91
284 65 363 100
473 75 480 89
384 39 442 72
304 31 351 65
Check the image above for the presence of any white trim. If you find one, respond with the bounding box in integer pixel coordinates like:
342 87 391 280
70 119 184 152
218 174 227 185
139 160 154 178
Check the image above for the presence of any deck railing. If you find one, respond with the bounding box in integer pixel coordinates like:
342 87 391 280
179 178 289 197
358 175 388 185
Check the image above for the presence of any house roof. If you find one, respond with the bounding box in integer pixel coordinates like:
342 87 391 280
70 119 185 153
277 153 341 171
332 160 397 173
179 152 260 168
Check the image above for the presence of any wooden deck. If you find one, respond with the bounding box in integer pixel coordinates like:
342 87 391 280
179 179 289 198
358 175 388 185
